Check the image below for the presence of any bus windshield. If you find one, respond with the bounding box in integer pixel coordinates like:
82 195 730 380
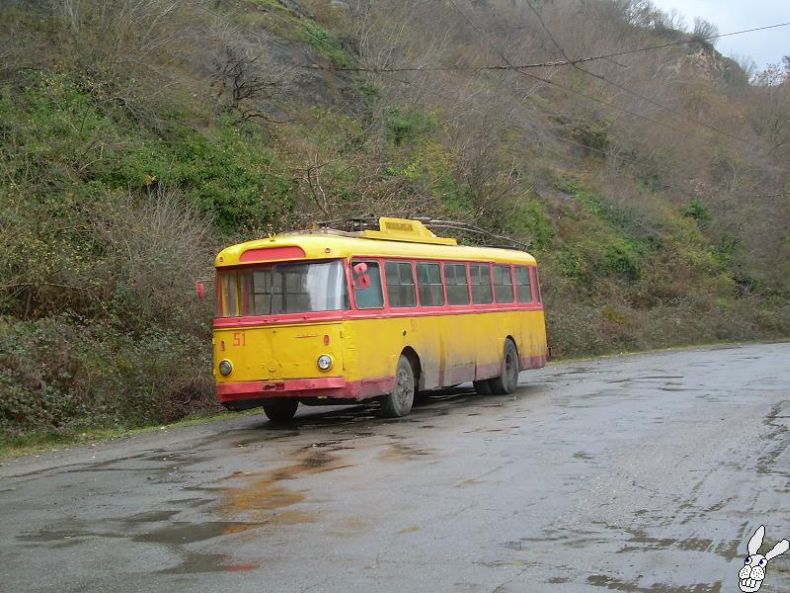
218 260 348 317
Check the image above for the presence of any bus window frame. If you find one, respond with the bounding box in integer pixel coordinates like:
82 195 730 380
493 264 515 304
469 262 494 305
442 261 471 307
416 261 446 308
383 259 418 309
532 266 542 303
350 258 385 310
513 265 531 304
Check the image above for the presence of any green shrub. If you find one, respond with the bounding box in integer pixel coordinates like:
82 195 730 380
0 316 214 439
297 20 356 68
556 250 588 282
511 199 555 251
386 108 439 146
601 238 643 281
682 197 712 228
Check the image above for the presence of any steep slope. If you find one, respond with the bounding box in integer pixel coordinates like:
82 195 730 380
0 0 787 441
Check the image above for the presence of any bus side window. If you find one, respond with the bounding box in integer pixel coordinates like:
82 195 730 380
444 263 470 305
352 260 384 309
417 262 444 306
533 267 543 303
470 264 493 304
493 265 514 303
515 267 532 303
385 261 416 308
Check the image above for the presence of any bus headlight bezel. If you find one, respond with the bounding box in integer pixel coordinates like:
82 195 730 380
317 354 332 371
218 359 233 377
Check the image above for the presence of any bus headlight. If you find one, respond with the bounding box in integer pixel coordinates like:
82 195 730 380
317 355 332 371
219 360 233 376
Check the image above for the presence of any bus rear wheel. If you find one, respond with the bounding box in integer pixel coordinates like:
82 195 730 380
381 355 415 418
262 399 299 423
489 340 519 395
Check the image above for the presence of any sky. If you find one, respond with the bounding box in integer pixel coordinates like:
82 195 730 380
649 0 790 71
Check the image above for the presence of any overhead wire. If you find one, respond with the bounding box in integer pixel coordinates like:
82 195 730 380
446 0 788 176
520 0 764 151
310 21 790 73
443 0 788 197
257 0 788 187
444 0 694 137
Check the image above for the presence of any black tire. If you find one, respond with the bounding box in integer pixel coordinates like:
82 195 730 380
262 399 299 423
473 380 492 395
380 355 415 418
488 340 519 395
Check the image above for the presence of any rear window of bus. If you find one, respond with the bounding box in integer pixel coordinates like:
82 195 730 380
515 267 532 303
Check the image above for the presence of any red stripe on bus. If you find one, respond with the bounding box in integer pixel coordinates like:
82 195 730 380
212 303 544 328
239 246 306 263
217 376 394 403
216 354 547 404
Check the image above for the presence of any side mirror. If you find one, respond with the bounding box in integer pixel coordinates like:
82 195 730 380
196 281 206 301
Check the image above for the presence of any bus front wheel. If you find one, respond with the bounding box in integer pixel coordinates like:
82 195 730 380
381 355 415 418
262 399 299 423
489 340 519 395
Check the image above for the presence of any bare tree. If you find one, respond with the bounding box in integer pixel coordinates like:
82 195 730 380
691 17 718 46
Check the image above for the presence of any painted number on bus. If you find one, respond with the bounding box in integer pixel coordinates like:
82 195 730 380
232 332 246 347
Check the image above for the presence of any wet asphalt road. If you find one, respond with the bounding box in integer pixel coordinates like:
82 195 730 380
1 343 788 593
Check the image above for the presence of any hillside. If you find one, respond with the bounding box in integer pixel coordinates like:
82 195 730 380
1 0 788 442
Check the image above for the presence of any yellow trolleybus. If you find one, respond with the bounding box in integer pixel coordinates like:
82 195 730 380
212 218 547 422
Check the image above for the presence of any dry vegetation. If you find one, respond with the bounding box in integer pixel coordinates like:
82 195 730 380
1 0 788 442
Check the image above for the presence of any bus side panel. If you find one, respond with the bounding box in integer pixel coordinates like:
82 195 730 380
347 313 479 393
518 310 548 369
436 313 476 386
469 311 497 381
472 309 548 380
341 317 409 398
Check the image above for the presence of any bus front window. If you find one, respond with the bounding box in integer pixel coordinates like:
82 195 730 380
219 271 238 317
217 260 348 317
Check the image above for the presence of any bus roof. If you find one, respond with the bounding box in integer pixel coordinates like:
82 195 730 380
215 219 537 267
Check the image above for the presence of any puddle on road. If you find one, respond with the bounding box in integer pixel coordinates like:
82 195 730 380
133 521 261 545
223 449 352 523
18 528 124 546
123 510 181 524
587 574 721 593
618 535 713 554
17 447 358 579
379 442 433 461
613 526 743 561
398 525 420 534
160 551 259 574
639 375 685 380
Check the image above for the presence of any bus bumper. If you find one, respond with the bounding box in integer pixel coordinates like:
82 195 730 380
216 376 393 405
